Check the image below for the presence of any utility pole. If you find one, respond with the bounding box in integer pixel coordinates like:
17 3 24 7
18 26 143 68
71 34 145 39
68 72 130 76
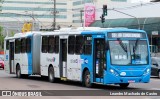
53 0 56 30
80 10 84 27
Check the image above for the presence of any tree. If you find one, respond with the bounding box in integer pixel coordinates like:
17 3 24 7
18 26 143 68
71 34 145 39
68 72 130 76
0 26 4 50
11 31 15 37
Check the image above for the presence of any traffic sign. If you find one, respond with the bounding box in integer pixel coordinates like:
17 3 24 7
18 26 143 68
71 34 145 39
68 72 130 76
152 31 158 35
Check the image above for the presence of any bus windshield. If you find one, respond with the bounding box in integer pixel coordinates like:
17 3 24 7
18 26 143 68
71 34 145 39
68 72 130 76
109 40 148 65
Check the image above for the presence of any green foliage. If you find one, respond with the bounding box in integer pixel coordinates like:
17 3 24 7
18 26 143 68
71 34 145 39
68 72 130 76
0 26 4 50
11 31 15 37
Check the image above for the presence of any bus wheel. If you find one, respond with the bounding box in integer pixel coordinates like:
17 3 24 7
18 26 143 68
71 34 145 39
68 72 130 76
48 67 55 83
119 83 129 88
84 70 92 87
16 66 21 78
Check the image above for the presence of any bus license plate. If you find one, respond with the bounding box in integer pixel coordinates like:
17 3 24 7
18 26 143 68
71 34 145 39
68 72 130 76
128 80 135 83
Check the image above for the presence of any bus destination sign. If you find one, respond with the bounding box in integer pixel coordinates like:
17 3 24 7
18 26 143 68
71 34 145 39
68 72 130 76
108 33 146 38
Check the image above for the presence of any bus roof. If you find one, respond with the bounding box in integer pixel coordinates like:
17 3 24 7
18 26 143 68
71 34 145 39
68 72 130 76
40 27 146 36
5 31 43 40
5 27 146 40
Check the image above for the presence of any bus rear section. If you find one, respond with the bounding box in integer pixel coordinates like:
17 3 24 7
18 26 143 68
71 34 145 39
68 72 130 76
4 32 41 77
81 30 150 88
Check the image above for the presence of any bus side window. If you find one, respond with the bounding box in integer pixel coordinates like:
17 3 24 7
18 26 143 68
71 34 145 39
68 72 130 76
15 39 21 54
75 35 84 54
6 40 9 50
42 36 48 53
84 36 92 55
26 37 31 53
21 38 26 53
48 36 55 53
68 36 75 54
55 36 59 53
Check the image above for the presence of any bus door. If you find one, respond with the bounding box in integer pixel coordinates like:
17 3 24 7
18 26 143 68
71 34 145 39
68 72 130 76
59 39 67 78
9 42 15 74
93 38 105 82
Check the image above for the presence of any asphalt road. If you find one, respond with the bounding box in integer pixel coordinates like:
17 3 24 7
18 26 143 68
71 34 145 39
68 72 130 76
0 69 160 99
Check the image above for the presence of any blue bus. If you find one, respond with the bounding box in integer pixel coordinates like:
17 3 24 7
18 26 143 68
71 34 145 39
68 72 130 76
79 28 150 88
4 27 151 88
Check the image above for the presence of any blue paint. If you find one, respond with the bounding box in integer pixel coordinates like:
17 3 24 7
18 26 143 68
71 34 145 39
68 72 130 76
6 55 8 60
27 34 33 74
80 28 150 85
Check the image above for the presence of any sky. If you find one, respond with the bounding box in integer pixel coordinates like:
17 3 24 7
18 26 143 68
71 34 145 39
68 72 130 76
131 0 150 3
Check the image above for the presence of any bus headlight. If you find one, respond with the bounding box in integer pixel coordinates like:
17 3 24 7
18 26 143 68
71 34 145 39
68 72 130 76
110 69 114 73
147 69 150 73
143 68 150 75
110 69 119 76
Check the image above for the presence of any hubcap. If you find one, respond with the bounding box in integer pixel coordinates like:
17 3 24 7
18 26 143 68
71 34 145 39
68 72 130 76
49 72 53 80
86 74 90 84
17 70 20 77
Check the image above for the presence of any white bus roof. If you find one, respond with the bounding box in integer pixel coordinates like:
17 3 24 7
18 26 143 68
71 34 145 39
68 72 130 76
5 31 43 40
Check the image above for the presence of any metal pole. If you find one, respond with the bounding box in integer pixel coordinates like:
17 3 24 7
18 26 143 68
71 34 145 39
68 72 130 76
80 10 84 27
151 34 152 53
142 17 148 30
53 0 56 30
32 11 35 31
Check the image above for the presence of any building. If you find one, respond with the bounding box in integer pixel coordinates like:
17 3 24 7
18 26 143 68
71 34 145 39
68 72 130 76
0 0 133 34
0 0 73 36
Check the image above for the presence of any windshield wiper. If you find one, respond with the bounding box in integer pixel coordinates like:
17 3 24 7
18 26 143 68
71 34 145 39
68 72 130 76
132 38 140 60
133 38 140 53
117 38 127 53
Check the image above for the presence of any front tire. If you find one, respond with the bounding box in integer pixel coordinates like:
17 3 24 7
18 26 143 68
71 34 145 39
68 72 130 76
119 83 129 88
84 70 92 88
48 67 55 83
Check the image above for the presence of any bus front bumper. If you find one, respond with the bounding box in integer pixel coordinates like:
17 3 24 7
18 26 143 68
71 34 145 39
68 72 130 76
104 73 150 84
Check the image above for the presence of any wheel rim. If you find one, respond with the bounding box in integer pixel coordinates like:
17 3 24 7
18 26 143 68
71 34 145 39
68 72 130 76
86 74 90 85
17 69 20 78
49 71 53 81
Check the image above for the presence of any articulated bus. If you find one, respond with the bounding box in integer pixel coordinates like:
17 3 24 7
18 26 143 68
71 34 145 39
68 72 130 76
4 27 151 88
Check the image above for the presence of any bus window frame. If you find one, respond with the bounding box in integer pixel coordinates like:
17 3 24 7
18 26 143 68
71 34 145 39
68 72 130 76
84 35 92 55
48 36 55 53
55 36 59 53
15 38 21 54
68 35 76 55
21 38 26 53
42 36 48 53
75 35 84 55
